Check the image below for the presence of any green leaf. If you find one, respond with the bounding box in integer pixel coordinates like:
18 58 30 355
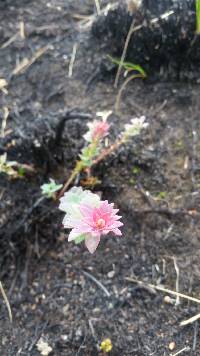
132 166 141 175
157 191 167 199
18 166 25 177
107 55 147 77
75 234 86 244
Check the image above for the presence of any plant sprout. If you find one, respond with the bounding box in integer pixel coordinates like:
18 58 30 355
108 55 146 78
108 56 147 112
59 111 112 196
41 179 63 198
0 153 19 177
0 153 35 178
59 114 148 196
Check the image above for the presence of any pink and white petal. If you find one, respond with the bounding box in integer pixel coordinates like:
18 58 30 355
101 229 110 235
68 229 82 241
73 223 93 234
85 234 100 254
113 215 122 220
62 215 73 228
63 217 82 229
112 228 122 236
113 209 119 214
79 204 95 217
110 221 123 229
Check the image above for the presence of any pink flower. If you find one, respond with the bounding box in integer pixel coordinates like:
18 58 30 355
92 121 110 141
83 120 110 142
59 187 123 254
68 200 123 254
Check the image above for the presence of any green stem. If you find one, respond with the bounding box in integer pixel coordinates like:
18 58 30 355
196 0 200 34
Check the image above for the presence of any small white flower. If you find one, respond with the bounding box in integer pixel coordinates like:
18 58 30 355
96 110 112 122
123 116 148 140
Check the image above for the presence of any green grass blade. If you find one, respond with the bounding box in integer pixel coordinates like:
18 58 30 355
108 55 147 77
196 0 200 34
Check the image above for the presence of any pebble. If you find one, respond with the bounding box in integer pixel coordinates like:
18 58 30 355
62 304 69 315
75 328 83 341
60 335 68 342
107 271 115 278
169 341 176 351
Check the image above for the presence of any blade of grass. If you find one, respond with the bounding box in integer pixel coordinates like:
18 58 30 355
196 0 200 34
0 281 12 323
108 55 146 77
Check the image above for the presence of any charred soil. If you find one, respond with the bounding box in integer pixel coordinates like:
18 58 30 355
0 0 200 355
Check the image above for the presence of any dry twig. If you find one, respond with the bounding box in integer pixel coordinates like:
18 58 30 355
170 346 190 356
0 281 12 323
68 43 78 78
126 277 200 304
180 313 200 326
114 18 135 88
12 45 50 76
94 0 101 15
1 107 9 138
173 257 180 306
83 271 111 297
115 73 144 112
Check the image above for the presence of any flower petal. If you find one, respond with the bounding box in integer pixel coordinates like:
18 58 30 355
85 234 100 254
68 229 81 241
112 228 122 236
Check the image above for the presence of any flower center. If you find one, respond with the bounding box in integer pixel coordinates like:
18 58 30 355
96 218 106 229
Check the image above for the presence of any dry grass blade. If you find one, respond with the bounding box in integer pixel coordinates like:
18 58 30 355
83 271 111 297
1 107 9 138
12 45 50 76
115 73 144 112
94 0 101 15
173 257 180 306
19 21 25 39
0 281 12 323
0 78 8 92
180 313 200 326
1 33 18 49
68 43 78 78
170 346 190 356
126 277 200 304
114 19 135 88
77 3 118 29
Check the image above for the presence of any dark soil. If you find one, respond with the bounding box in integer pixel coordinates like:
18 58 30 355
0 0 200 355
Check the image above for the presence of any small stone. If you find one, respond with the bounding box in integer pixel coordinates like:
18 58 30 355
107 271 115 278
75 328 83 341
36 338 52 356
164 296 175 305
169 342 176 351
60 335 68 342
62 304 69 315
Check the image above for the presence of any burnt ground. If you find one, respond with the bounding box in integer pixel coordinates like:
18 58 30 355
0 0 200 355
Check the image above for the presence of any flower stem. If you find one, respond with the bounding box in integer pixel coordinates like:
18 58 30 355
58 161 83 198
